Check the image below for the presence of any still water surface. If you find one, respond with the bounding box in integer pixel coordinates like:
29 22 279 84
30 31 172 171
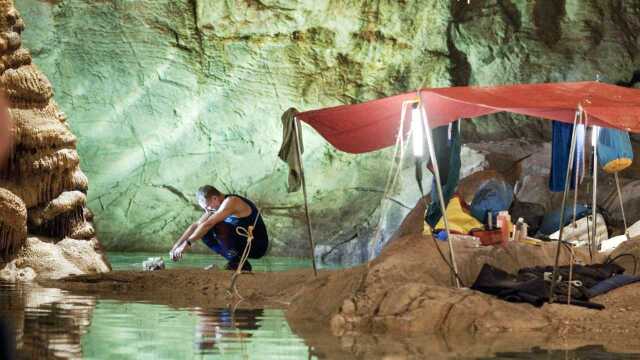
1 254 315 359
0 254 638 359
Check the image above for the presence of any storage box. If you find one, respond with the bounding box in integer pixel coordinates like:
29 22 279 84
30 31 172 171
470 228 504 246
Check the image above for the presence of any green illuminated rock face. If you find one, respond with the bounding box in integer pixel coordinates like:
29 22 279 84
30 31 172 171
16 0 640 258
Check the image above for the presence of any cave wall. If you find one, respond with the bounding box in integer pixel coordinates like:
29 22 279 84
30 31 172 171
16 0 640 257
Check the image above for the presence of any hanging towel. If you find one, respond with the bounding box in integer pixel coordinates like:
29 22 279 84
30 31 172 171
425 121 461 227
597 127 633 173
277 107 303 193
549 121 585 192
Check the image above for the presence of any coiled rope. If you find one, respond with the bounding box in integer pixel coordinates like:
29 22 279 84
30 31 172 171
227 209 261 299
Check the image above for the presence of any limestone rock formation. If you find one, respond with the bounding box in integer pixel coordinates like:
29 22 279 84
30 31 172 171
0 0 109 278
16 1 640 258
0 236 110 281
0 187 26 258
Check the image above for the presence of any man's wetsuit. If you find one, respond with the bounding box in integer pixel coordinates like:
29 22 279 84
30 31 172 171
202 194 268 268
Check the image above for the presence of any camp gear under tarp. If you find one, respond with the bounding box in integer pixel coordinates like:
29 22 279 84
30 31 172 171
538 204 591 236
295 81 640 154
600 235 629 253
425 122 461 226
587 274 640 297
597 127 634 173
549 214 608 247
287 81 640 290
469 179 513 225
471 262 633 309
432 196 483 234
509 199 545 235
549 121 585 192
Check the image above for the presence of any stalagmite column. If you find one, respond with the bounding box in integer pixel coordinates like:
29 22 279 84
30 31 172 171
0 187 26 257
0 0 98 260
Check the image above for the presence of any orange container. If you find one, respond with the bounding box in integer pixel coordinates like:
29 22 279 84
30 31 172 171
470 228 503 246
496 211 512 245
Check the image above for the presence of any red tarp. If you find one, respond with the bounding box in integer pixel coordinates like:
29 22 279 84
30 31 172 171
295 81 640 153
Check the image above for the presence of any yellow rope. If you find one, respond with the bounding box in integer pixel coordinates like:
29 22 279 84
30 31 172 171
226 209 261 299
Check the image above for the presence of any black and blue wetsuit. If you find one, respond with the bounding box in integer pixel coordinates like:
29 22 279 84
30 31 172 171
201 194 269 263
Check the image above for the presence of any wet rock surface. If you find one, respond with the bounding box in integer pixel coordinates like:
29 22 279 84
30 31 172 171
0 236 110 281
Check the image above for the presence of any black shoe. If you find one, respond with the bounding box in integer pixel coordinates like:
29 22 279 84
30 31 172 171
225 260 252 272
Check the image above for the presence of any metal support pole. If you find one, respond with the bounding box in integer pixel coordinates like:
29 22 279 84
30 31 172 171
549 111 580 303
419 103 461 288
572 121 583 227
614 172 629 238
591 126 599 258
293 117 318 277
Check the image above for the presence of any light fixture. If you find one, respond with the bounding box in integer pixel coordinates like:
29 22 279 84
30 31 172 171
591 125 599 146
411 105 424 157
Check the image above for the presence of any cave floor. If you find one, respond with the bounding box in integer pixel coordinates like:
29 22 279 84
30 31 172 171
40 264 640 359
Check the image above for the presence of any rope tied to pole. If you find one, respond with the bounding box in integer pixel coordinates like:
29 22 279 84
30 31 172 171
567 245 575 305
227 209 262 300
549 109 581 303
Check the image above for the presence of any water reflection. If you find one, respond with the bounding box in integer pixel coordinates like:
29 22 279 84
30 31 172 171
194 307 263 355
4 278 636 359
483 345 640 359
0 281 313 359
0 282 96 359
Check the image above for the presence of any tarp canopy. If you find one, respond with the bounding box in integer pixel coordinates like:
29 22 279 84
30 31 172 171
295 81 640 153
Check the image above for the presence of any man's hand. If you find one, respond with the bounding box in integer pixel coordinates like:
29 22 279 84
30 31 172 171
170 241 188 262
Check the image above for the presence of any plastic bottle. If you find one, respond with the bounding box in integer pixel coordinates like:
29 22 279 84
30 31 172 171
497 211 511 245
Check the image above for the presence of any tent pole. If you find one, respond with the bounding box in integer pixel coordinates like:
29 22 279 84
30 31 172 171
549 110 580 303
591 126 598 261
572 115 583 227
293 117 318 277
614 172 629 238
419 103 461 288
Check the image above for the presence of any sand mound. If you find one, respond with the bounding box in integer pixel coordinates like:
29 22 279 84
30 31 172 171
288 234 592 335
287 236 640 358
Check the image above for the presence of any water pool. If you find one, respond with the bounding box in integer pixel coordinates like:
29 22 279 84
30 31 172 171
107 251 316 272
0 281 315 359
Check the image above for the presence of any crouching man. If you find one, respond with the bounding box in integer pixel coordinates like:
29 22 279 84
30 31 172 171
170 185 269 271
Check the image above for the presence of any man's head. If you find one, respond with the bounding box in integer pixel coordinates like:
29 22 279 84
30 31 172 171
196 185 224 211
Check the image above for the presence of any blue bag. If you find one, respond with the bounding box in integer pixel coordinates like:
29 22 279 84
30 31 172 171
538 204 590 236
597 127 633 173
469 179 513 225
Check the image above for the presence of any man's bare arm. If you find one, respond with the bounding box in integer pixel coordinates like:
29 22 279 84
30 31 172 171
187 204 235 242
171 198 241 261
188 196 248 243
170 212 211 253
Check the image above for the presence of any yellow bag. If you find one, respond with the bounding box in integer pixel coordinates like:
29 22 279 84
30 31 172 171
429 196 483 234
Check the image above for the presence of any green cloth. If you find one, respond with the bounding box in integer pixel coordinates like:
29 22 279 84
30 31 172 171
425 121 461 227
277 107 304 193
